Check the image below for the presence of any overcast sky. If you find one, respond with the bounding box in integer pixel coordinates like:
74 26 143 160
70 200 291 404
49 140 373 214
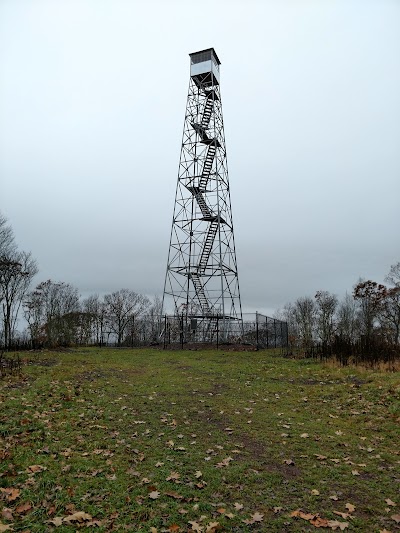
1 0 399 316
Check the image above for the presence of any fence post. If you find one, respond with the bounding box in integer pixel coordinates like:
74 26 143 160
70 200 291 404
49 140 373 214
180 312 184 349
163 315 167 349
274 319 277 348
255 311 259 350
266 316 269 348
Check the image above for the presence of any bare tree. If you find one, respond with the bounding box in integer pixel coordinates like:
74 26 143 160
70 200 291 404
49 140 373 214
24 280 80 347
336 292 359 342
0 213 15 258
274 303 298 346
0 213 38 348
1 251 38 348
315 290 338 345
81 294 108 345
104 289 150 346
293 296 315 350
382 262 400 343
144 295 163 342
353 279 388 341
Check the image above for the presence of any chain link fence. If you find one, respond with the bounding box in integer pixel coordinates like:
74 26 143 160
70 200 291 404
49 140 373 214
159 313 288 350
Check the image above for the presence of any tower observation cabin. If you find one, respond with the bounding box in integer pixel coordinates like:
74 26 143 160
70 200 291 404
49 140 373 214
189 48 221 87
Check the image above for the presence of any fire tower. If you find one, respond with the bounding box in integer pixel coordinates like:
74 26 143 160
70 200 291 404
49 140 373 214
162 48 243 339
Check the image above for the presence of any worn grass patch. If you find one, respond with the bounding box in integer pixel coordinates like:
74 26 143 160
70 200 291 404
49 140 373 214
1 348 399 532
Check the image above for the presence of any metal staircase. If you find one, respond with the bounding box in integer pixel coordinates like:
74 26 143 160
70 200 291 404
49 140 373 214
198 221 219 273
188 92 223 316
190 273 211 315
186 186 212 218
199 144 217 190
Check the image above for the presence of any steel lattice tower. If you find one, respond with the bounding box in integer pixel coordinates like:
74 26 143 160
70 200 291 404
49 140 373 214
162 48 243 339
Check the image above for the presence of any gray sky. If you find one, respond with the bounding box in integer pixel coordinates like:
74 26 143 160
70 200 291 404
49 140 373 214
1 0 399 316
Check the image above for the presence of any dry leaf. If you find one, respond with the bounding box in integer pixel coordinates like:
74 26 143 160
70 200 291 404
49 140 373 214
27 465 46 474
234 502 243 511
300 433 309 438
351 470 360 476
327 519 349 530
166 472 180 482
168 525 180 532
63 511 93 523
0 524 13 532
165 491 183 500
15 502 32 514
242 512 264 524
149 491 160 499
205 522 220 533
391 514 400 523
1 510 13 521
188 522 203 532
311 489 320 495
0 488 20 502
345 503 355 513
48 517 63 527
290 510 316 520
385 499 396 507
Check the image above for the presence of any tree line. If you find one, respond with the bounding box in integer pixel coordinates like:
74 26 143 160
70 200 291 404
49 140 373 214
275 263 400 361
0 212 161 349
2 210 399 354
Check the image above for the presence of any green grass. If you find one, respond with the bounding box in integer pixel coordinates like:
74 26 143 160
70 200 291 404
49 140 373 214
1 348 399 532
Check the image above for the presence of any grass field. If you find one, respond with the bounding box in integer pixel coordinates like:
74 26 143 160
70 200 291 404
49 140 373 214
1 347 399 532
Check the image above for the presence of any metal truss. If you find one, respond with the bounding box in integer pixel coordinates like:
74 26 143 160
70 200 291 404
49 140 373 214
162 49 243 340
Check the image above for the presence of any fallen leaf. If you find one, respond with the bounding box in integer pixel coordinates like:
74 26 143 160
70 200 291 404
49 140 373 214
290 510 316 520
205 522 220 533
47 517 63 526
27 465 46 474
15 502 32 514
300 433 309 438
351 470 360 476
234 502 244 511
1 510 13 521
0 524 13 532
391 515 400 523
0 488 20 502
385 499 396 507
188 521 203 532
166 472 180 482
311 489 320 495
242 512 264 524
345 503 355 513
165 491 184 500
334 511 351 519
149 491 160 499
63 511 93 523
168 525 180 532
327 519 349 530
